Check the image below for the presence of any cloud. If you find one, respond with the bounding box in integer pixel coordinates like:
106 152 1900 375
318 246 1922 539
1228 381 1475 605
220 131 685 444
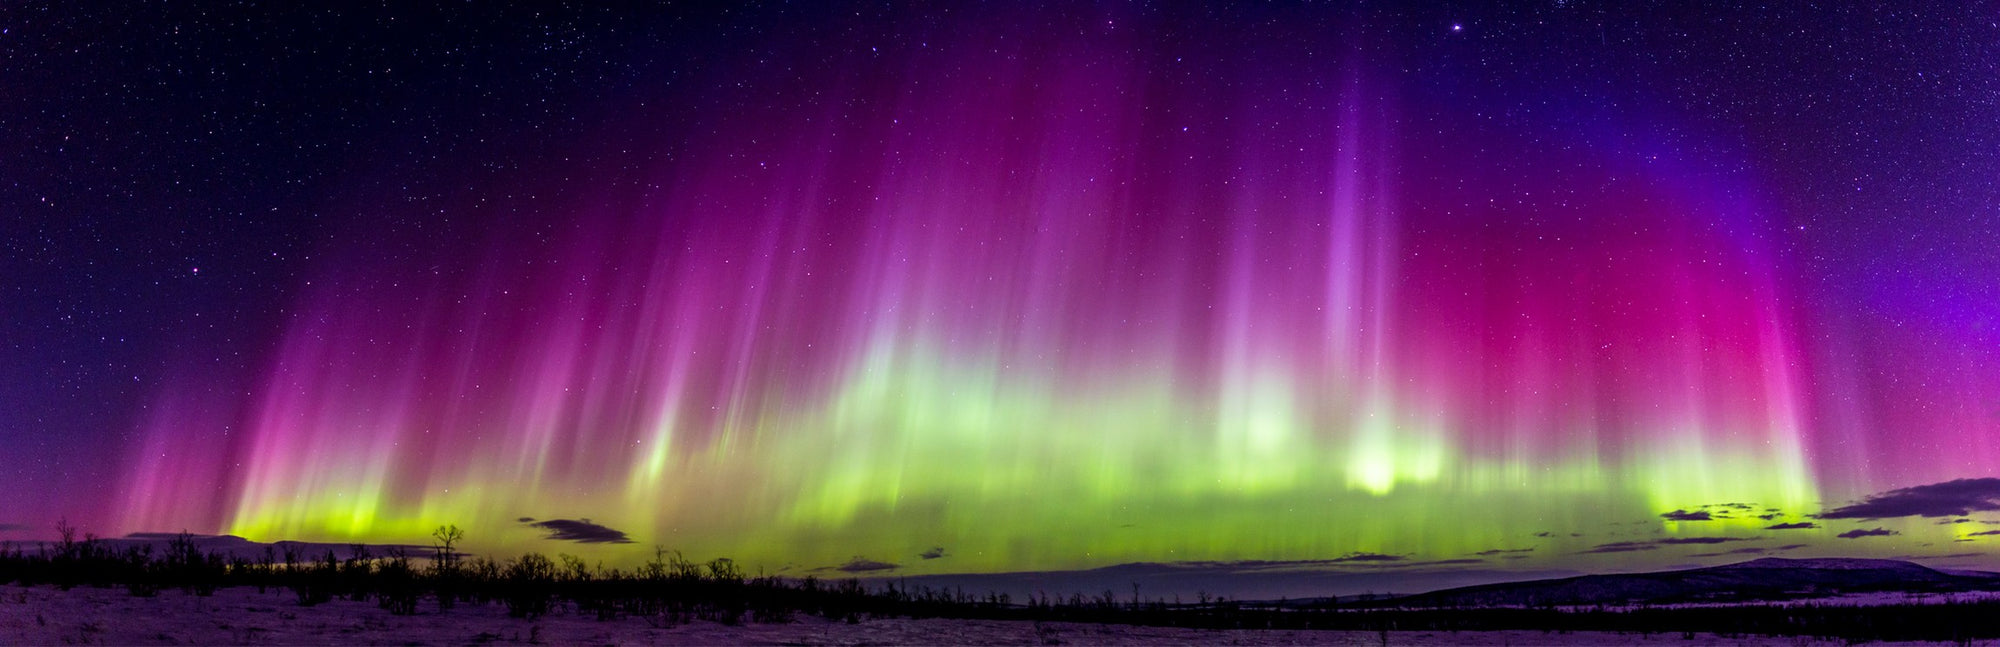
1408 559 1486 567
1333 557 1485 570
0 523 27 532
1894 552 1985 560
1657 537 1759 545
1765 522 1817 530
919 547 947 559
524 518 634 544
1164 555 1473 572
1473 548 1535 556
1968 530 2000 537
1758 513 1781 520
1352 557 1488 570
1773 544 1808 551
1582 536 1759 554
1691 547 1777 558
1938 518 1974 525
1580 541 1659 554
835 557 899 573
1660 509 1712 521
1836 527 1899 539
1818 478 2000 520
1161 554 1481 572
1182 556 1488 571
1171 559 1311 569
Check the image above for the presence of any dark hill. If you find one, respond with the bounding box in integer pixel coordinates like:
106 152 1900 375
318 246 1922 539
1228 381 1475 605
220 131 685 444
1381 557 2000 607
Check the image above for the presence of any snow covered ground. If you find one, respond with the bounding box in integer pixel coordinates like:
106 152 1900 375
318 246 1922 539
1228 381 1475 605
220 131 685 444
0 584 1977 645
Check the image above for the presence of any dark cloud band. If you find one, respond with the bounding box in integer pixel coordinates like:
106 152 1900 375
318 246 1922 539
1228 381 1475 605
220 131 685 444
1819 478 2000 519
525 518 634 544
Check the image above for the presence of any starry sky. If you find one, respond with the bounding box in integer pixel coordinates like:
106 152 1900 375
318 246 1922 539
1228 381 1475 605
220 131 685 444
4 2 1999 585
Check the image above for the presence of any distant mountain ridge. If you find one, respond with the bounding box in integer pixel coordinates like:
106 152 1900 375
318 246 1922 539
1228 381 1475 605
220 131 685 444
1380 558 2000 607
1722 557 1938 572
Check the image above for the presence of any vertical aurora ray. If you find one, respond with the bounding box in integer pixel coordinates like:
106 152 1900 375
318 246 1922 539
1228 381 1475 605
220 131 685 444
113 7 2000 573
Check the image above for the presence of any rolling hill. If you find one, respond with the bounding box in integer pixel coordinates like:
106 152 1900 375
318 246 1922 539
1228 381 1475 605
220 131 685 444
1379 558 2000 607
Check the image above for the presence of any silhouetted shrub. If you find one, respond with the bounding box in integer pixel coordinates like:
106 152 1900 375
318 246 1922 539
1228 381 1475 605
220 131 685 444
376 548 419 615
502 552 556 618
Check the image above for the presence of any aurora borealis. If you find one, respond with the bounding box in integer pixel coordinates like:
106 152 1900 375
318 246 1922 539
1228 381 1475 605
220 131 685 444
6 3 1999 587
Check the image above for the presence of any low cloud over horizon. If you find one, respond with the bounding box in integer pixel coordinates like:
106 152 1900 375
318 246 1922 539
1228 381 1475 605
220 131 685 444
833 557 899 573
1690 545 1806 558
1473 548 1535 556
1581 536 1763 554
523 518 634 544
1819 478 2000 520
1837 528 1899 539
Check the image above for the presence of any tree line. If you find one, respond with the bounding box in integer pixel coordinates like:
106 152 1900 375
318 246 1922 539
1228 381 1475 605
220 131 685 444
2 521 1995 643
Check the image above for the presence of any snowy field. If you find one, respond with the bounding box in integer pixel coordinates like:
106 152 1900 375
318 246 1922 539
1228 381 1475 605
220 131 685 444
2 584 1983 645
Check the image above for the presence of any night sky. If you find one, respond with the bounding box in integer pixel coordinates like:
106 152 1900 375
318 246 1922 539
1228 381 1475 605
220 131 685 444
5 2 1999 584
